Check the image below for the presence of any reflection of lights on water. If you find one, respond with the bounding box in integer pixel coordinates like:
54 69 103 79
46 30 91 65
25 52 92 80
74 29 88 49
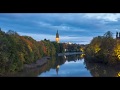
80 54 85 58
56 65 60 75
118 55 120 59
118 72 120 76
57 65 60 68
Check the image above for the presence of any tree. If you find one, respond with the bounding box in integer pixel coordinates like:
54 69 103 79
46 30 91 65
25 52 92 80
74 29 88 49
104 31 113 38
84 31 117 65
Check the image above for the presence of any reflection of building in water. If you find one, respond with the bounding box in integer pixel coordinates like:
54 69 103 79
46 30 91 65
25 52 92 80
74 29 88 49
56 65 60 75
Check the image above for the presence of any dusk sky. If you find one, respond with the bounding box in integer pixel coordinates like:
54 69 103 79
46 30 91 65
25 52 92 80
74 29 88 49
0 13 120 44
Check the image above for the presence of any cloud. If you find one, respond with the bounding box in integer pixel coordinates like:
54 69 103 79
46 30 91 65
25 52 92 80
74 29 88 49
84 13 120 22
18 31 92 44
37 21 87 33
18 32 55 41
0 13 120 44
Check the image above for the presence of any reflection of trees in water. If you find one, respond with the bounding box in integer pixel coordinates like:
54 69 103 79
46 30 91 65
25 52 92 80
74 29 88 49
54 56 66 68
7 56 66 76
84 59 120 77
66 54 84 62
54 54 84 75
5 56 56 77
5 62 50 77
8 54 84 77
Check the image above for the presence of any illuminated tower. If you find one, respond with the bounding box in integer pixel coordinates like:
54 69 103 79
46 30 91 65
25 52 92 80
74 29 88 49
56 30 60 43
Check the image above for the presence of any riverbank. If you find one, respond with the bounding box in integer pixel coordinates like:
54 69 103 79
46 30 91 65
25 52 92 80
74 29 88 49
23 56 51 69
0 56 51 77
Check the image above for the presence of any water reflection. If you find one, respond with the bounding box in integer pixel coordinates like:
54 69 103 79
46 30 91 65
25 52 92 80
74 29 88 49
39 54 91 77
56 65 60 75
84 59 120 77
6 54 83 77
6 53 120 77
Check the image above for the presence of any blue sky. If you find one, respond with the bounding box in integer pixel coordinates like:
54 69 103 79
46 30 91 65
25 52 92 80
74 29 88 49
0 13 120 44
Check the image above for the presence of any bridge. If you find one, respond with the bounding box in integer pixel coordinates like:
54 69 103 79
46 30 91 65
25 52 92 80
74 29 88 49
58 52 83 56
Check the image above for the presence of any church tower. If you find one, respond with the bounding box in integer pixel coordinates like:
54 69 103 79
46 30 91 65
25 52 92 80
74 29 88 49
56 30 60 43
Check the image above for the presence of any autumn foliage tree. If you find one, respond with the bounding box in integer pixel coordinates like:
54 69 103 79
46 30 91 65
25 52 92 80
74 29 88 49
0 29 82 75
85 31 119 65
0 29 57 74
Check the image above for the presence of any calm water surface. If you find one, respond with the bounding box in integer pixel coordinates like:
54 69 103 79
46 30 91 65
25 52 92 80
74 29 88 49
7 54 120 77
39 58 91 77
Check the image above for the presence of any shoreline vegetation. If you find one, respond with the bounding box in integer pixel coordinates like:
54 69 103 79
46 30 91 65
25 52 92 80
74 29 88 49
84 31 120 66
0 56 50 76
1 29 120 76
0 29 83 75
0 29 57 75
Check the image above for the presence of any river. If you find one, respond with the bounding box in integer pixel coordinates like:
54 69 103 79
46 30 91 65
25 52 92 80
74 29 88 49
39 54 91 77
5 54 120 77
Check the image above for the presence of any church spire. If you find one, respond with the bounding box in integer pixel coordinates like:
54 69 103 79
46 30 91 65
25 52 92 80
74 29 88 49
56 30 59 38
56 30 60 43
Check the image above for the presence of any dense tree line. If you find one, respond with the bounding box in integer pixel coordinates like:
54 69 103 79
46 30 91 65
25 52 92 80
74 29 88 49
0 30 57 74
0 29 82 74
84 31 120 65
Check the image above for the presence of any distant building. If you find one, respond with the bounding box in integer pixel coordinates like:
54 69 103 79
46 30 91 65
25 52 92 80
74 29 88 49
56 30 60 43
67 42 72 45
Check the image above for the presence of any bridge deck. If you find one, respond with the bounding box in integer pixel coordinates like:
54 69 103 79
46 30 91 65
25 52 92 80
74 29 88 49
58 52 82 56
